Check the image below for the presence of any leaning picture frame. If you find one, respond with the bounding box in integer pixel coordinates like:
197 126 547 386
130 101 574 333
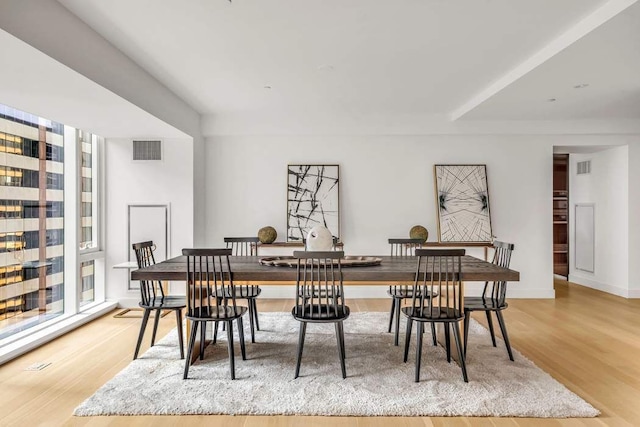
434 164 493 243
287 164 340 242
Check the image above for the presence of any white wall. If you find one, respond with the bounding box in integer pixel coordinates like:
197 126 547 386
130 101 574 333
628 142 640 296
205 135 555 298
569 146 629 296
105 138 194 307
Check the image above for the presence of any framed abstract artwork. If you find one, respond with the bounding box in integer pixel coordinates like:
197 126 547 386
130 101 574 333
287 164 340 242
434 164 493 243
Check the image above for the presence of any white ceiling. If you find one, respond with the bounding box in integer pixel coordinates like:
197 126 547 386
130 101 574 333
57 0 638 124
0 29 188 139
465 1 640 120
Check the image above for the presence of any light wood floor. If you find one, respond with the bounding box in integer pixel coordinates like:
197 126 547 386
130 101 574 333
1 280 639 426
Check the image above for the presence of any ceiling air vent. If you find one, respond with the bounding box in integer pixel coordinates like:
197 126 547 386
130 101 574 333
132 140 162 161
577 160 591 175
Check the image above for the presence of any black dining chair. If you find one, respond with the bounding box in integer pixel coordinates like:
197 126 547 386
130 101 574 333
292 251 349 379
402 249 468 383
132 241 185 360
223 237 261 343
387 238 437 347
182 248 247 380
463 241 516 361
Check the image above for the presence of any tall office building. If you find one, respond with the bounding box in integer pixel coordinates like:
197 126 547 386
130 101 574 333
79 130 96 306
0 104 65 338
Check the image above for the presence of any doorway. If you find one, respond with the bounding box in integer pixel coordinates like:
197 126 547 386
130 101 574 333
553 154 569 278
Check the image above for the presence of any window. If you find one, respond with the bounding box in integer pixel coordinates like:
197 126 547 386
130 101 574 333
77 130 102 307
0 200 22 219
46 172 64 190
0 104 65 339
79 131 98 251
0 232 27 253
0 103 104 343
79 260 95 306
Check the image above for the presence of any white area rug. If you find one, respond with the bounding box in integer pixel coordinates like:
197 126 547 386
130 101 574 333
74 312 598 417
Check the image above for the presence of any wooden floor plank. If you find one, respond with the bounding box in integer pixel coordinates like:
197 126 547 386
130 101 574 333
1 280 639 426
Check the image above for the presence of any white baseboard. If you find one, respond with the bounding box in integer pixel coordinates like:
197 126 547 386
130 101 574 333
116 297 143 308
568 274 629 298
504 288 556 299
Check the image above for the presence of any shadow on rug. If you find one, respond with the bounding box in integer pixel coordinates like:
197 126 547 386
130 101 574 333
74 312 598 417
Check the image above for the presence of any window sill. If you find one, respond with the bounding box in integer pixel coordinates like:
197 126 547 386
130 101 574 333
0 300 118 365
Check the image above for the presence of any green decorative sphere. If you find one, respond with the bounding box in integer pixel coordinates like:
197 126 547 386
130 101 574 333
258 226 277 244
409 225 428 241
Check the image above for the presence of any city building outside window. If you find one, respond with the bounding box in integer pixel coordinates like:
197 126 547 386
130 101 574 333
0 103 104 340
78 130 102 306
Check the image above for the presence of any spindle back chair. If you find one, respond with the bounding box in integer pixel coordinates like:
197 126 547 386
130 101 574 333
132 241 185 360
401 249 468 383
463 241 515 360
291 250 349 379
223 237 262 343
182 248 247 380
387 238 436 346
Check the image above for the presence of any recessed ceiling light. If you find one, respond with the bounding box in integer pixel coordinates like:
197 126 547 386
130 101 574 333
547 98 557 102
263 85 272 90
573 83 589 89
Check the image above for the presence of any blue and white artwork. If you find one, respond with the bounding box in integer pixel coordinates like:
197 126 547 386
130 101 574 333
287 165 340 242
435 164 492 242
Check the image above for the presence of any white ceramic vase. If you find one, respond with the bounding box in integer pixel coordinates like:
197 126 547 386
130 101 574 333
306 226 334 251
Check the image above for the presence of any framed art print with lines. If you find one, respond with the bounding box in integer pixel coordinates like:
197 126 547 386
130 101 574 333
287 164 340 242
434 164 492 243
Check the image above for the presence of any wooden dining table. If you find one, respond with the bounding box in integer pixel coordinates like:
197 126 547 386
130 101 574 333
131 254 519 362
131 254 520 283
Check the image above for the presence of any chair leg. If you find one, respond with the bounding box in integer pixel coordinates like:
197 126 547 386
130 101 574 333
253 299 260 331
237 317 246 361
150 309 161 346
175 309 184 359
495 310 515 361
183 320 198 379
247 299 256 343
463 311 471 358
338 321 346 360
403 317 413 363
199 321 207 360
452 321 469 383
213 321 218 344
486 311 497 347
294 322 307 379
133 308 151 360
388 297 395 333
444 323 451 363
430 323 437 346
415 322 423 383
335 322 347 379
394 299 402 346
226 320 236 380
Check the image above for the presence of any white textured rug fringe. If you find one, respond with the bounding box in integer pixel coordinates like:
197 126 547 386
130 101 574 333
74 312 599 417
